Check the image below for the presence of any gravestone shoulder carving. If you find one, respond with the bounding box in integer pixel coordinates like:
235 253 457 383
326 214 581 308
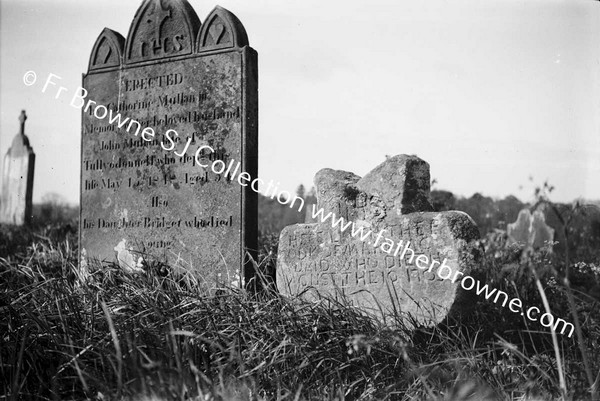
197 6 249 51
89 28 125 72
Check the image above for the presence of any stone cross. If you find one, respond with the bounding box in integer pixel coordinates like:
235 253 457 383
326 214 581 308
19 110 27 134
80 0 258 289
276 155 480 326
0 110 36 225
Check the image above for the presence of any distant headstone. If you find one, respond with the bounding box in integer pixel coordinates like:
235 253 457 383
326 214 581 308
277 155 479 326
80 0 258 289
507 210 531 245
0 110 35 226
507 208 554 250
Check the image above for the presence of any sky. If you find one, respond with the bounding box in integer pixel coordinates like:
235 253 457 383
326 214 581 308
1 0 599 205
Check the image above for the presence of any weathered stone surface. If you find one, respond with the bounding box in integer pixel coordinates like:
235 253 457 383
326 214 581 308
507 208 554 250
277 155 479 326
80 0 258 289
357 155 434 215
305 203 317 223
314 169 362 225
0 110 35 226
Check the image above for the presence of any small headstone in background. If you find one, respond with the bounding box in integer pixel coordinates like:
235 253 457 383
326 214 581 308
507 209 531 245
0 110 35 226
507 208 554 250
277 155 480 326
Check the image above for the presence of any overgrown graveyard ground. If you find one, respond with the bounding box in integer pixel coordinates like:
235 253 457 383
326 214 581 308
2 201 600 401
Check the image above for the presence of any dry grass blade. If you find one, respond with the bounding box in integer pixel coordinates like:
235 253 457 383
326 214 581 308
101 300 123 394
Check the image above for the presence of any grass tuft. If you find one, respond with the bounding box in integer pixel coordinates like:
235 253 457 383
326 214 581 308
0 222 598 400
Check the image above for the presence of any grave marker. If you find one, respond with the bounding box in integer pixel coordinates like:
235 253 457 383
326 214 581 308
507 208 554 250
277 155 479 326
0 110 35 226
80 0 258 288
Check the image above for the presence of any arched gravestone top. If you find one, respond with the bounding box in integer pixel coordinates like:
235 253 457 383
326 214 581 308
196 6 249 51
88 1 252 72
124 0 201 64
88 29 125 72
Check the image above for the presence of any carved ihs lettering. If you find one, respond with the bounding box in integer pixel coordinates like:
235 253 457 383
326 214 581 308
140 2 184 57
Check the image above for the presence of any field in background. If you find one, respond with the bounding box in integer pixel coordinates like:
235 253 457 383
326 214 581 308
1 188 600 400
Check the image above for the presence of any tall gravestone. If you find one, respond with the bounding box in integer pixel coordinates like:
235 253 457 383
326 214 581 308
0 110 35 226
277 155 479 326
80 0 258 289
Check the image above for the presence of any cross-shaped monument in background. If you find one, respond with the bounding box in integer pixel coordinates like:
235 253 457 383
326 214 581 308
0 110 36 226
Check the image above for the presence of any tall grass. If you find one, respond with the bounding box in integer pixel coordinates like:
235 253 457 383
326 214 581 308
1 223 598 400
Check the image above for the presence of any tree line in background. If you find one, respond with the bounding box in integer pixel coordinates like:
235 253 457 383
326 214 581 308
25 185 600 263
258 185 600 262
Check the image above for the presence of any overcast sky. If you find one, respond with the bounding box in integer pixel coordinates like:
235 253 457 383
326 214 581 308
1 0 599 205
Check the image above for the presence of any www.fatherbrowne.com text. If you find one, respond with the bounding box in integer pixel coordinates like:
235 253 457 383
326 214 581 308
25 70 575 338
